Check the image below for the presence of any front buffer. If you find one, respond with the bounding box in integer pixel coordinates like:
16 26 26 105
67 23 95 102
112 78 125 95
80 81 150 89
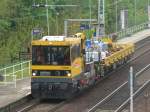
31 78 78 99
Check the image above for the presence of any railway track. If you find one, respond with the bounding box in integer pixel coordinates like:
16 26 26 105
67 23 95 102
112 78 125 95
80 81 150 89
134 36 150 50
88 64 150 112
123 72 150 112
4 37 150 112
9 97 65 112
26 100 65 112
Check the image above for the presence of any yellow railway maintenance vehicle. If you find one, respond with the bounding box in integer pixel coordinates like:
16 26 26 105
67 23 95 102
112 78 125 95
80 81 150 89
31 33 134 99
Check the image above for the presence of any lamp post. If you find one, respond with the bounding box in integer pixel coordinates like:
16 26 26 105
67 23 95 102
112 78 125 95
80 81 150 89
89 0 92 28
97 0 105 36
116 2 118 32
56 12 59 35
148 0 150 28
144 91 149 112
148 1 149 20
129 66 134 112
134 0 137 25
46 0 50 35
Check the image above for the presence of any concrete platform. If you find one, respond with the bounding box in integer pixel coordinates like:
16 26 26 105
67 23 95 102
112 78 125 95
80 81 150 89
0 78 30 108
0 29 150 109
117 29 150 44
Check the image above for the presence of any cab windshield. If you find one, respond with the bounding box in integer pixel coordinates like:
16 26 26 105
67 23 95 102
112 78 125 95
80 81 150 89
32 46 70 65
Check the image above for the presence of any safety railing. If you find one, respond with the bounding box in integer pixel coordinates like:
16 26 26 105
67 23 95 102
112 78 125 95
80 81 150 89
0 60 31 88
116 22 149 39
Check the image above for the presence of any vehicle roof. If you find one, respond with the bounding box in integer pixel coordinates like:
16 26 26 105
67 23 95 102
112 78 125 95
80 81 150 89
32 36 81 46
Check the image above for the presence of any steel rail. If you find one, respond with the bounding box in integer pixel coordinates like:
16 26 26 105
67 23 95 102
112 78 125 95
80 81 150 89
114 80 150 112
88 63 150 112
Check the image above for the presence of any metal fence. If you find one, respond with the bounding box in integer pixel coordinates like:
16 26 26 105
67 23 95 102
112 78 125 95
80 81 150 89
0 60 31 88
116 22 149 39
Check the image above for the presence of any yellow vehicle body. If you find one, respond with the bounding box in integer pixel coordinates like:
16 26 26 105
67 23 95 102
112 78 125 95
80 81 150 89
104 43 134 66
32 37 83 79
31 33 135 99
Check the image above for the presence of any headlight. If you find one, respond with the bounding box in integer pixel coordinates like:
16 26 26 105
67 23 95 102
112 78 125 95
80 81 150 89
32 71 37 76
32 72 36 76
67 73 71 77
